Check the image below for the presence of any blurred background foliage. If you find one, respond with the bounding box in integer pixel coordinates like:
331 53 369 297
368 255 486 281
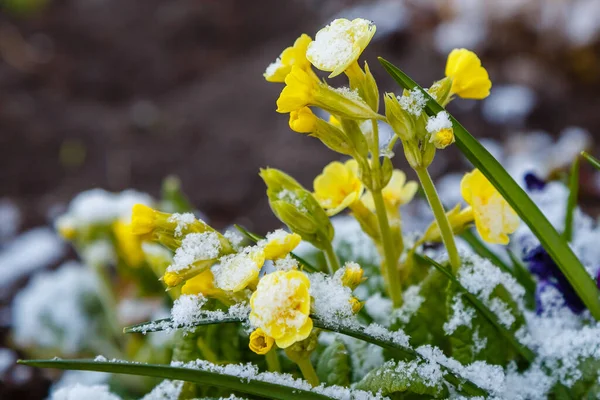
1 0 600 398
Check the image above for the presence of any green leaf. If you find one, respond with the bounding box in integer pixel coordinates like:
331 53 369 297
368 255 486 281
379 57 600 321
390 269 450 352
234 224 319 273
316 339 351 386
564 156 580 241
355 359 449 398
124 315 486 396
415 254 535 363
581 151 600 171
18 359 332 400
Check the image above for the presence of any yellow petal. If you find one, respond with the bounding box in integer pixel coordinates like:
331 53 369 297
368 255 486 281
445 48 491 100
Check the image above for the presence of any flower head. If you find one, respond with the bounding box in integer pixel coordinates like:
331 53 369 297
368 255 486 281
362 170 418 212
131 204 158 235
307 18 376 78
313 159 364 216
249 270 312 348
461 169 520 244
249 328 275 355
445 48 491 99
213 247 265 292
262 230 302 260
264 34 312 83
276 66 317 113
113 219 144 267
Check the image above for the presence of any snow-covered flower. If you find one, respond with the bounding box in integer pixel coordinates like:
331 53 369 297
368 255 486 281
213 247 265 292
249 270 312 348
306 18 376 78
461 169 520 244
445 48 491 99
261 229 301 260
313 159 364 216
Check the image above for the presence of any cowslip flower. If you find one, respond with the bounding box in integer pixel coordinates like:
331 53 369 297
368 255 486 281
306 18 376 78
445 48 491 100
362 170 418 215
249 328 275 355
264 34 313 83
213 247 265 292
249 270 312 348
112 219 144 267
262 230 302 260
313 159 364 216
276 66 380 120
426 111 455 149
460 169 520 244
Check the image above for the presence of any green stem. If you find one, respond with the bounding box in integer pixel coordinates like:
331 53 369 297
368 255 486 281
323 241 341 274
265 349 281 373
371 189 403 307
415 167 461 272
295 357 319 387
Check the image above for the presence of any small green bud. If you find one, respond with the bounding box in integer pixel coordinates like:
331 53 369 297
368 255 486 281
363 61 380 112
384 93 415 142
427 77 453 106
260 168 334 250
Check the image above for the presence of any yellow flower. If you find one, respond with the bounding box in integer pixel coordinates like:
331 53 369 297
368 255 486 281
461 169 520 245
445 48 491 99
249 270 313 349
289 107 317 133
306 18 376 78
276 66 317 113
264 34 313 83
313 159 364 216
163 271 184 287
349 297 363 314
362 170 418 212
113 219 144 267
430 128 455 149
213 248 265 292
338 262 364 290
131 203 158 235
262 230 302 260
249 328 275 355
181 269 220 297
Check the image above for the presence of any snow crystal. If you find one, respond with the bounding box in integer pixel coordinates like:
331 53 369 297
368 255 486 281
426 111 452 134
0 227 65 290
392 285 424 325
277 189 307 212
333 86 362 102
264 58 283 78
309 272 355 321
398 88 427 116
443 294 476 334
306 18 374 72
167 213 196 238
141 380 183 400
472 328 488 356
213 246 263 291
372 359 445 391
50 383 122 400
224 229 244 250
364 293 393 325
162 296 249 333
168 232 221 272
170 294 208 327
51 370 109 395
273 254 298 271
12 261 100 354
172 359 386 400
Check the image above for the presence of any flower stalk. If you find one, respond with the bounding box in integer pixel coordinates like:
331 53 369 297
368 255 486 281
415 167 460 272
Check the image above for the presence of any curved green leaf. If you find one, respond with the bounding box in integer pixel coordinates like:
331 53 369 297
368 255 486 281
124 316 486 396
316 339 350 386
564 156 580 241
415 254 535 363
379 57 600 320
18 359 331 400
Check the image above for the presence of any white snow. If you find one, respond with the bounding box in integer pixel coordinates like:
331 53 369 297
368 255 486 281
50 383 122 400
426 111 452 134
168 232 221 272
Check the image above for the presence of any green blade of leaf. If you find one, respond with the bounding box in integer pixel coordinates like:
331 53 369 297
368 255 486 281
564 156 580 242
234 224 319 272
379 57 600 320
124 316 486 396
581 151 600 171
415 253 535 363
18 359 331 400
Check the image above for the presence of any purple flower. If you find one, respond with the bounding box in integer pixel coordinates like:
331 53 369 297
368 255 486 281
524 173 546 192
525 245 585 314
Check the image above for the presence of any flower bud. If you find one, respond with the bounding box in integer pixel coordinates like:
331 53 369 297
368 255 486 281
349 297 364 314
290 108 355 156
249 328 275 355
289 107 317 133
384 93 415 142
427 77 453 106
260 168 334 249
430 128 455 149
338 262 365 290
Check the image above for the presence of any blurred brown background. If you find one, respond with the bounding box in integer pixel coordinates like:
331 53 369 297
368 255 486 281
2 0 600 235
